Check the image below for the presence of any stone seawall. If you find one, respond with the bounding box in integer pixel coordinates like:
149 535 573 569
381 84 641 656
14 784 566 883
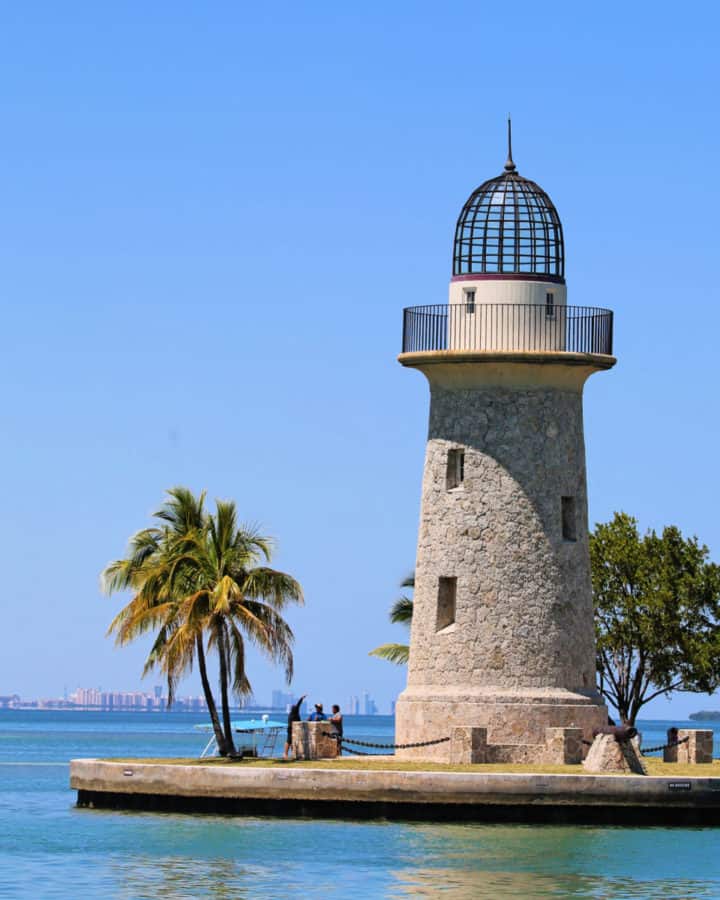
71 760 720 826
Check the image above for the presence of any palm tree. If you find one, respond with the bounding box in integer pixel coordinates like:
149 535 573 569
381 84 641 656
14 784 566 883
170 498 302 754
102 487 228 753
101 487 303 756
369 573 414 665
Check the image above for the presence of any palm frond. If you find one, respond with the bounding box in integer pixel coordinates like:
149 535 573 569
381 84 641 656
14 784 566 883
369 643 410 665
100 529 162 594
154 486 207 532
242 567 304 609
390 596 414 625
227 622 253 696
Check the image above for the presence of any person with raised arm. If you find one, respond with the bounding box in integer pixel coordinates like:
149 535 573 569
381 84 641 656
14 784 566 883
283 694 306 760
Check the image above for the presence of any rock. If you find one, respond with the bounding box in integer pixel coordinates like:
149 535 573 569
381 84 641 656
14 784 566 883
582 734 646 775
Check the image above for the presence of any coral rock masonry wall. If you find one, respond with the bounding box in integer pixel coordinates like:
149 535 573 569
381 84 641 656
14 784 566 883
292 722 338 760
664 730 714 764
395 360 612 762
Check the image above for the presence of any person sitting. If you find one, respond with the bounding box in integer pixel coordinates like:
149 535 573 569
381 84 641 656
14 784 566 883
308 703 326 721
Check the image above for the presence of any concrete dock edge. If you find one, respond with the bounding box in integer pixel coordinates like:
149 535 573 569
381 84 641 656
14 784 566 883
70 760 720 825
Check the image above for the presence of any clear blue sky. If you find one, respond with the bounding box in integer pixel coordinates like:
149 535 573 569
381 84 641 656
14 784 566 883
1 2 719 719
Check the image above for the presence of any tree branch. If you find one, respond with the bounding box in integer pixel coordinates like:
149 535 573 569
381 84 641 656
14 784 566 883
640 679 686 706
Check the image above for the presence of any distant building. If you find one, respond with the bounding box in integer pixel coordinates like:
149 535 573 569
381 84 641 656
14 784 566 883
363 692 377 716
271 689 294 711
66 687 204 712
72 687 102 707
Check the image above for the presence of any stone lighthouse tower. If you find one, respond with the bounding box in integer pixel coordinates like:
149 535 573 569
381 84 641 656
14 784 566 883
395 126 615 763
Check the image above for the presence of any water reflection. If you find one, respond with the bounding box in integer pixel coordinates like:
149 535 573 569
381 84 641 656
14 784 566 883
14 801 720 900
115 857 257 900
112 853 375 900
96 819 720 900
388 824 720 899
391 867 717 899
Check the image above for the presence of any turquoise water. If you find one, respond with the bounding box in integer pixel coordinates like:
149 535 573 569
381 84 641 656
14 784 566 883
1 711 720 898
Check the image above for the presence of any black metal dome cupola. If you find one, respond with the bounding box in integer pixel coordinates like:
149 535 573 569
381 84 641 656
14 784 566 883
452 120 565 282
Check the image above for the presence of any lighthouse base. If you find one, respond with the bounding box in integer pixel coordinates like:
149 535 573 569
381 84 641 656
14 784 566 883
394 687 608 763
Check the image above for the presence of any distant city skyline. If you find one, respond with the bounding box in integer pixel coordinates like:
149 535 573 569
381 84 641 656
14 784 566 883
270 688 385 715
1 685 712 721
0 686 210 712
0 685 391 715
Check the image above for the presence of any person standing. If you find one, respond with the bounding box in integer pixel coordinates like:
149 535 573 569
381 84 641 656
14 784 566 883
329 704 343 755
283 694 306 759
308 703 326 721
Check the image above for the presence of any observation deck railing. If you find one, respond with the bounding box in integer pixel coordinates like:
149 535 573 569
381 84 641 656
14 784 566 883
401 304 613 356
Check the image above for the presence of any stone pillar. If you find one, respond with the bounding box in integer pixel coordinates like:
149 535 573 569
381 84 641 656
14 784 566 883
395 359 611 762
663 727 680 763
449 726 487 764
543 727 584 765
291 722 338 760
665 729 714 764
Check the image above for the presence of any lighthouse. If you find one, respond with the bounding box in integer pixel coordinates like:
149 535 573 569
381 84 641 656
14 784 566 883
395 125 615 763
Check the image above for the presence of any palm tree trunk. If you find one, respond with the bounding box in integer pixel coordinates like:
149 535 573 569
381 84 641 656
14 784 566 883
196 634 227 756
217 622 235 754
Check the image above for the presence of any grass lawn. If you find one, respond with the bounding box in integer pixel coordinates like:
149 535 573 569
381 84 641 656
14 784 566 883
103 756 720 778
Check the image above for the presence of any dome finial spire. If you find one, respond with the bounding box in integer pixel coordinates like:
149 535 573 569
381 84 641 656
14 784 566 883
504 115 516 172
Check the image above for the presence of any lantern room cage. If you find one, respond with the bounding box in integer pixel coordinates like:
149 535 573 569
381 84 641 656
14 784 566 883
452 170 565 281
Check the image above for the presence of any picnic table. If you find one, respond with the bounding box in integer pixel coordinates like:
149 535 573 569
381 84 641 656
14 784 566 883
194 716 286 758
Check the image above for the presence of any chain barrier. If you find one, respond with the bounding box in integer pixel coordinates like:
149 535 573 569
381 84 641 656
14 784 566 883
581 735 691 753
641 736 690 754
320 733 389 756
341 736 450 750
338 745 376 756
319 732 706 760
322 733 450 751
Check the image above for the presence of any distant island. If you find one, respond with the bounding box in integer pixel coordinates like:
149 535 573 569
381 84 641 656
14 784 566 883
689 710 720 721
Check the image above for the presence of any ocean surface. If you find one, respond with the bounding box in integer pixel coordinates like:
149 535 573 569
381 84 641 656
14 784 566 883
1 710 720 899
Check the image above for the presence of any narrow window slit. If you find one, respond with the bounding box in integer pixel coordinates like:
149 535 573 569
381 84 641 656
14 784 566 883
436 577 457 631
561 496 577 542
446 449 465 490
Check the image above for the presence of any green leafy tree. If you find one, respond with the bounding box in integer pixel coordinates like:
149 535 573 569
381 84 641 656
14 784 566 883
590 512 720 725
370 574 414 665
102 487 303 756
